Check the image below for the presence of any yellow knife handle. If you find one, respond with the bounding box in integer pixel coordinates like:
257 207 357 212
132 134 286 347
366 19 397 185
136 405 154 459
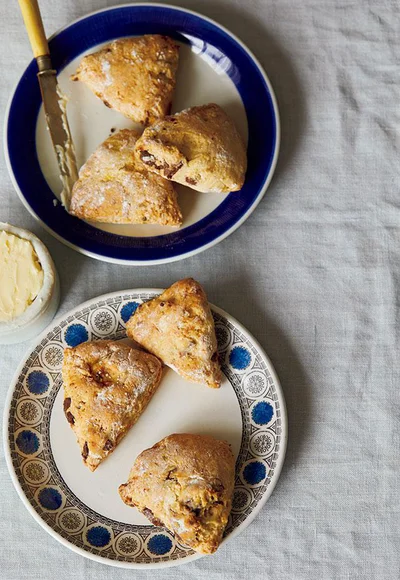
17 0 49 58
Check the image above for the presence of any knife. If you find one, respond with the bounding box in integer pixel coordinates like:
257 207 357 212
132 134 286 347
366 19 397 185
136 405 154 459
17 0 78 210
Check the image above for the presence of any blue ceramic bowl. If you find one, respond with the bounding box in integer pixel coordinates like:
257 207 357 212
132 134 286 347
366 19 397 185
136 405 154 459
5 4 279 264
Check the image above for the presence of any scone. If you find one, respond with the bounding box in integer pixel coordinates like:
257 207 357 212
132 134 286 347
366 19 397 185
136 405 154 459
69 129 182 226
119 433 235 554
71 35 179 124
62 340 162 471
126 278 221 388
134 103 247 193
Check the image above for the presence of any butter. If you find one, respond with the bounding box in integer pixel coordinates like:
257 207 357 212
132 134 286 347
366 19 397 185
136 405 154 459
56 86 79 210
0 231 44 322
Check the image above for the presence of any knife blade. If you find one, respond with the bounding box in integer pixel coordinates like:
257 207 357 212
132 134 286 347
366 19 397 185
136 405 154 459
37 56 78 209
18 0 78 210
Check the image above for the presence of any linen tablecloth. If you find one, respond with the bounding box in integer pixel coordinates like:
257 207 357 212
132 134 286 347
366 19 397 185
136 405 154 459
1 1 399 578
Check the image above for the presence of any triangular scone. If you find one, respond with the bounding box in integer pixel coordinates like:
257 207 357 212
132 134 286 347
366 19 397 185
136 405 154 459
69 129 182 226
126 279 221 388
119 433 235 554
62 340 162 471
71 35 179 124
134 103 247 193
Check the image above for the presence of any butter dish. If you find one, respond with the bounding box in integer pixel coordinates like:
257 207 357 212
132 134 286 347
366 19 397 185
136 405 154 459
0 223 59 344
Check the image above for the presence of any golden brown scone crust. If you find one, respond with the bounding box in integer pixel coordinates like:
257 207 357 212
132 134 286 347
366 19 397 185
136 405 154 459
62 340 162 471
71 35 179 124
69 129 182 226
126 278 221 388
134 103 247 193
119 433 235 554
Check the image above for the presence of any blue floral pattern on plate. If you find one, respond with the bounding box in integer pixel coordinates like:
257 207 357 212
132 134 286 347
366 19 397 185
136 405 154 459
27 371 49 394
5 290 286 568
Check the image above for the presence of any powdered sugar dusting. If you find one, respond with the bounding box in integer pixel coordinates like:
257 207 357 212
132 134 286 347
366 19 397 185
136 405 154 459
172 517 190 534
131 48 144 63
101 59 112 86
121 200 130 217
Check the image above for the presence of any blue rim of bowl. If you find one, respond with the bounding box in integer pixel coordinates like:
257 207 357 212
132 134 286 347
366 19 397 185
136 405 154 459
4 3 280 265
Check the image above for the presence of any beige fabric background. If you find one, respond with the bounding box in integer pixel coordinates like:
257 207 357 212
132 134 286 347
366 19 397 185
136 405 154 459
1 1 399 578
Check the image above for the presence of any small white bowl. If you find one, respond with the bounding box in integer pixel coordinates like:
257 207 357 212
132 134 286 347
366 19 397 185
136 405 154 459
0 223 60 344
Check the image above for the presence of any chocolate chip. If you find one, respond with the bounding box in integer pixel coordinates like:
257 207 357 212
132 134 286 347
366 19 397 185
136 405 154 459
63 397 71 411
140 150 156 166
185 177 197 186
185 500 201 516
166 468 176 480
140 151 182 177
110 127 116 133
164 161 183 179
103 439 113 451
65 411 75 425
185 504 201 517
142 507 164 527
82 441 89 460
211 352 219 363
95 370 112 386
103 100 111 108
211 479 224 493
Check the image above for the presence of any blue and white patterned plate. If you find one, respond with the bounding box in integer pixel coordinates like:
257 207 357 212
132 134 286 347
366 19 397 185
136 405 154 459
4 3 279 265
4 290 287 568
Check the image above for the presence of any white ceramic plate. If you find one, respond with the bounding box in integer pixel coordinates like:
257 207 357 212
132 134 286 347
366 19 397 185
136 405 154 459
4 290 287 568
5 4 279 264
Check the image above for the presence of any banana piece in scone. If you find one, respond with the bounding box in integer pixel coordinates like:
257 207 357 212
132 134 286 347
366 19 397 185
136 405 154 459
126 278 221 389
71 35 179 124
119 433 235 554
69 129 182 226
62 340 162 471
134 103 247 193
